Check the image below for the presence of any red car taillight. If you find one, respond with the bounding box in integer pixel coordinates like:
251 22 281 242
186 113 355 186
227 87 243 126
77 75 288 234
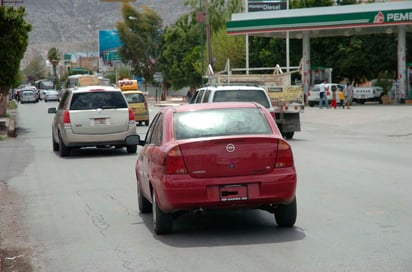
144 101 148 110
275 140 294 168
63 110 71 124
128 108 135 121
308 91 311 97
165 146 187 174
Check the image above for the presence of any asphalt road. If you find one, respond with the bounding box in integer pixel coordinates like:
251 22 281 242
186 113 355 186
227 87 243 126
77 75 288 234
1 101 411 272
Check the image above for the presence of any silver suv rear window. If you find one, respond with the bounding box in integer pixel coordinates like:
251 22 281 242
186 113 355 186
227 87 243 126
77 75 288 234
70 92 128 110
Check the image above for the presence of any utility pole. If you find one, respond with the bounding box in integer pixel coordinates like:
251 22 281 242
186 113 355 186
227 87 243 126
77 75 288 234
205 0 212 69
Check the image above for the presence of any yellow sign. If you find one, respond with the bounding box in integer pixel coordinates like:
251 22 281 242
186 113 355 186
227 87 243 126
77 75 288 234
264 86 304 104
118 79 138 91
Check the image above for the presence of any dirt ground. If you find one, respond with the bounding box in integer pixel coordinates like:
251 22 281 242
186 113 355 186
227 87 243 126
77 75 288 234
0 181 35 272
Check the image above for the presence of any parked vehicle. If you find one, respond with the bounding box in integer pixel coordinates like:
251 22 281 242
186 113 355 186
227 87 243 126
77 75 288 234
47 85 139 157
307 83 345 107
135 102 297 234
20 89 37 103
352 86 384 104
35 79 54 100
43 90 59 102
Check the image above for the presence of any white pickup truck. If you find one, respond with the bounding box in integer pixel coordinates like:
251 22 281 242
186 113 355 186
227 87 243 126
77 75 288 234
352 86 384 104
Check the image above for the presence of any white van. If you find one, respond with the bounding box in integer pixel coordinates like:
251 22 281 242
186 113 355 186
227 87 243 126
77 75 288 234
307 83 345 107
352 86 384 104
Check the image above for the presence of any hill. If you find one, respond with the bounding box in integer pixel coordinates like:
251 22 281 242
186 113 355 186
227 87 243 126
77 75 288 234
13 0 188 66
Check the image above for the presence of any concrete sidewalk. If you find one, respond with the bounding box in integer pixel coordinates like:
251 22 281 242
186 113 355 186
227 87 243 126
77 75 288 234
146 95 188 107
0 109 16 139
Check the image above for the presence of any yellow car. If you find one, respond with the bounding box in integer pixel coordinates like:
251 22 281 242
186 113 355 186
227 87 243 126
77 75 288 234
122 91 149 126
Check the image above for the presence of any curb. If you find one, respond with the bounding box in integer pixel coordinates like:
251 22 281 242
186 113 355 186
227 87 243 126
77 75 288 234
0 118 16 139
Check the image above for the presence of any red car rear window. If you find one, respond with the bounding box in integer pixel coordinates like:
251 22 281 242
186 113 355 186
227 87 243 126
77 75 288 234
174 108 272 140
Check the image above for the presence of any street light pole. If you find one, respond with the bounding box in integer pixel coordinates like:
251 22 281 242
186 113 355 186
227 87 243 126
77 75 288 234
205 0 212 69
197 2 205 85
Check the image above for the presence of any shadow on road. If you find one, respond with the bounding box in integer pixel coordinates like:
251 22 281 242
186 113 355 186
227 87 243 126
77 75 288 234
139 209 305 247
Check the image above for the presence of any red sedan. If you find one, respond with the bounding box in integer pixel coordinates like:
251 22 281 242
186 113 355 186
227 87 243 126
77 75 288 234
135 102 297 234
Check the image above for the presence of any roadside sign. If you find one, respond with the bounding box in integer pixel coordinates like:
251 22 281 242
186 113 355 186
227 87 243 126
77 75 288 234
103 51 120 61
247 0 286 12
153 72 163 83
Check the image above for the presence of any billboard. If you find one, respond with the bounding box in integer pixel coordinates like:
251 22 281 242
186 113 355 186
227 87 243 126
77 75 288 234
98 30 122 65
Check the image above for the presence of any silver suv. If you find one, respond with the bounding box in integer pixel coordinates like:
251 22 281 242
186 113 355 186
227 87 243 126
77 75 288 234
48 85 140 157
191 85 275 118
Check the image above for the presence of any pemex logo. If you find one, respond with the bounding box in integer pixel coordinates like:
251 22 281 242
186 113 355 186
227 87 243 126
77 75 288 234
374 11 385 24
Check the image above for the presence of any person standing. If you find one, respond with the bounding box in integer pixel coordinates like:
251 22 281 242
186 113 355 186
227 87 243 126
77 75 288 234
186 88 193 102
337 87 345 108
331 85 337 109
344 83 353 109
319 80 329 109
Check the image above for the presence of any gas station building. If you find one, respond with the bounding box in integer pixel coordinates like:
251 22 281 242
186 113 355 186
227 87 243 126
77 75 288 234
226 1 412 99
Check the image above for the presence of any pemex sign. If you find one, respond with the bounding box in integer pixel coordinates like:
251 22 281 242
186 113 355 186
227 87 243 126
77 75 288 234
227 4 412 35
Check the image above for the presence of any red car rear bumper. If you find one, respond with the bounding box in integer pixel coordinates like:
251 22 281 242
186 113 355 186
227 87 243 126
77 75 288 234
153 168 297 213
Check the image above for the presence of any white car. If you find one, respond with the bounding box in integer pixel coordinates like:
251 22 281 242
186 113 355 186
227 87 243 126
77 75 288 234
307 83 345 107
20 90 37 103
43 89 59 102
47 85 139 157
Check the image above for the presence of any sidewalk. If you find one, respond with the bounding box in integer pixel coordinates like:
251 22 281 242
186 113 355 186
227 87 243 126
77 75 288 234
146 95 188 107
0 109 16 139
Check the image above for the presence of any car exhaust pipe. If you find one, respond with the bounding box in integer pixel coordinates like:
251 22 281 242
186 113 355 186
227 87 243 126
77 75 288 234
193 208 204 214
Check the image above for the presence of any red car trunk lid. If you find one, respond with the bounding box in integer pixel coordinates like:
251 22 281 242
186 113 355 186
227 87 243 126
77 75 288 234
179 137 277 178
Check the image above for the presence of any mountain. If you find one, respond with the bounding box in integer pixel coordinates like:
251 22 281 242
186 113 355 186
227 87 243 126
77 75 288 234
16 0 188 66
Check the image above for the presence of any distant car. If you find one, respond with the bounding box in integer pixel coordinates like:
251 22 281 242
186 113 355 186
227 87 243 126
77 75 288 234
44 89 59 102
47 85 140 157
307 83 345 107
20 89 37 103
122 90 149 126
135 102 297 234
352 86 383 104
39 90 48 100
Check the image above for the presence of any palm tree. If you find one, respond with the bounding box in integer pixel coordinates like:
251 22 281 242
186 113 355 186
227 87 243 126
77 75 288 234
47 48 61 86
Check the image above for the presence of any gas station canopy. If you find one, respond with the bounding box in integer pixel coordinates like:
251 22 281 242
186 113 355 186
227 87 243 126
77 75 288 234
226 1 412 98
227 1 412 39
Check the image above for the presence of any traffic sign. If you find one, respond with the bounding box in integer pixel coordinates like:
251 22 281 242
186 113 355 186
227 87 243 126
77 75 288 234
153 72 163 83
104 52 120 61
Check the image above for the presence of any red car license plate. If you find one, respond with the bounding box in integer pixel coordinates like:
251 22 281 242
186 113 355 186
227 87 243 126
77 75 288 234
220 185 248 202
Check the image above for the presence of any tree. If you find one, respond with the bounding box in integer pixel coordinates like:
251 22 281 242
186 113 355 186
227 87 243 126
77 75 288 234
0 6 31 115
159 0 243 89
47 47 61 84
116 3 163 84
290 0 333 8
211 28 245 71
159 14 203 90
23 54 47 83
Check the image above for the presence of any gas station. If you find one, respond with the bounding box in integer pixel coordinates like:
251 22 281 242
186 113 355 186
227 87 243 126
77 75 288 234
226 1 412 99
